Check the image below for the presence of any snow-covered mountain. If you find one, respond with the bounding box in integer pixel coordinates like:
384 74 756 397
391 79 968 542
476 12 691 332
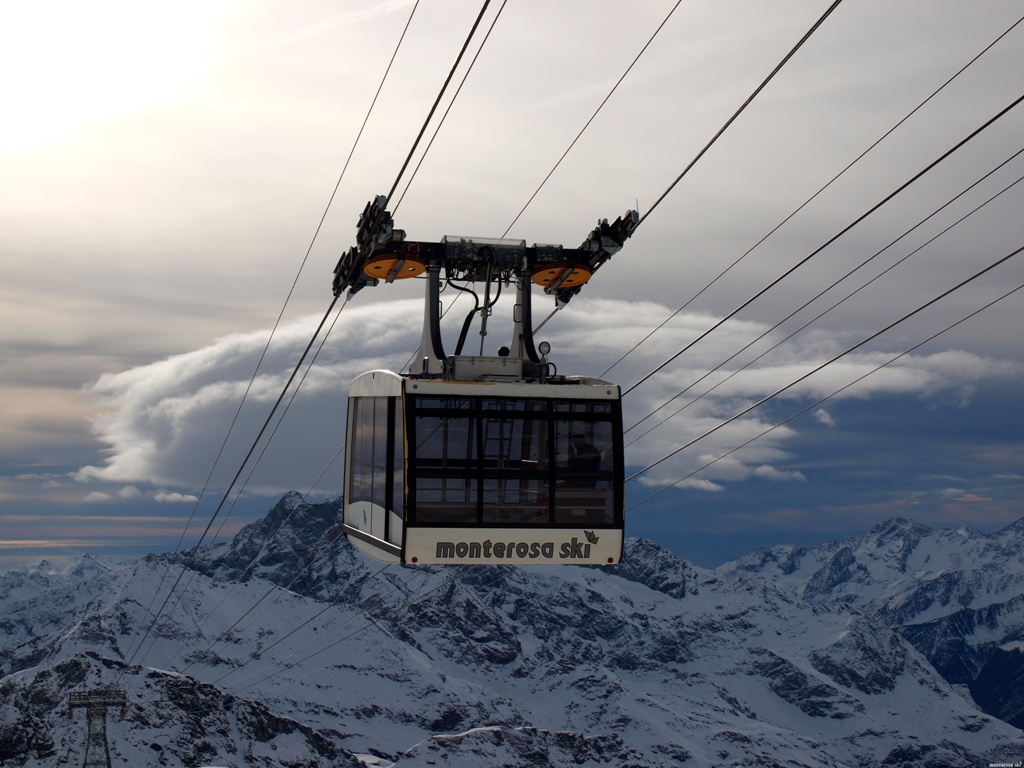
2 497 1023 767
724 516 1024 729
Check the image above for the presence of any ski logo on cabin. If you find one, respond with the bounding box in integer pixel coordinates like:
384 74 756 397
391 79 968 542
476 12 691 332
435 533 601 561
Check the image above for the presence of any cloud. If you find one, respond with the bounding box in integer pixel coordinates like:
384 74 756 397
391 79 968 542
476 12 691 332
74 300 421 494
75 485 172 504
952 492 993 503
73 298 1022 501
752 465 807 483
813 408 836 427
153 491 200 504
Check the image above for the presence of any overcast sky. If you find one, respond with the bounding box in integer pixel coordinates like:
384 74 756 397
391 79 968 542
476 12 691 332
3 0 1023 568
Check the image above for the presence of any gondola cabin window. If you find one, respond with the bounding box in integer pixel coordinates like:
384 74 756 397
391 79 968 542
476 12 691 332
342 370 624 565
406 395 621 528
345 391 403 548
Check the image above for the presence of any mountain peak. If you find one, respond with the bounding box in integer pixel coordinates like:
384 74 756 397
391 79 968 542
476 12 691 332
4 501 1024 766
868 516 931 539
614 538 700 599
194 494 361 596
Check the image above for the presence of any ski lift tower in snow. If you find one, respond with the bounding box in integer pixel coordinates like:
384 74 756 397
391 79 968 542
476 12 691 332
68 688 127 768
332 196 638 565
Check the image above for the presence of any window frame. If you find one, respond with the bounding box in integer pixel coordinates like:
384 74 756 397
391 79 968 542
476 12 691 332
405 393 623 528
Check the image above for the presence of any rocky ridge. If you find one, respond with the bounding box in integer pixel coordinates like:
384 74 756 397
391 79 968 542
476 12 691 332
725 515 1024 728
0 499 1022 766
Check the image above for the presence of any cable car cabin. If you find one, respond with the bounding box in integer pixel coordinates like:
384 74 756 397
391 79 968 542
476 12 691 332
343 367 624 565
331 197 639 566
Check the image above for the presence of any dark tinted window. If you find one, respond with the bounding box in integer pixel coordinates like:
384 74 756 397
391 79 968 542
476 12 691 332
407 394 621 526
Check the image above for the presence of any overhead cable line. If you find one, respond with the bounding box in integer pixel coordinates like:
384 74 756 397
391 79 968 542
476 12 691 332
628 280 1024 510
207 562 396 689
189 0 497 654
384 0 493 206
149 569 507 716
171 0 421 545
256 0 421 351
601 11 1024 378
222 573 458 692
230 569 511 698
517 0 841 334
122 2 422 672
392 0 509 213
202 299 352 554
622 91 1024 399
625 148 1024 441
636 0 843 228
626 242 1024 484
135 2 494 677
397 0 688 350
627 167 1024 449
125 296 343 670
433 0 842 365
502 0 686 237
150 494 415 694
158 302 359 674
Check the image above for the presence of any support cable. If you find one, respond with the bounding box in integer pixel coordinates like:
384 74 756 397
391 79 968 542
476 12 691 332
628 280 1024 510
627 244 1024 483
202 299 351 557
622 92 1024 398
121 1 421 670
126 296 341 670
601 11 1024 378
626 149 1024 441
502 0 686 237
229 569 510 698
636 0 843 228
518 0 841 332
147 0 435 676
385 0 493 206
172 0 419 544
206 562 394 688
146 569 497 716
392 0 510 213
157 300 356 674
627 169 1024 448
215 573 453 692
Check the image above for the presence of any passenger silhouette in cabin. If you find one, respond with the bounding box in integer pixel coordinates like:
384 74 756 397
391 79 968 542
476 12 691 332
568 433 601 487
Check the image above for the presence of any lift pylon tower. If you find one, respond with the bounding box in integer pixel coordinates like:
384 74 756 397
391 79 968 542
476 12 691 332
68 688 127 768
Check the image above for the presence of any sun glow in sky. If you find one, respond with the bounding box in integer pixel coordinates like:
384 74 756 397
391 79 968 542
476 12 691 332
1 1 235 154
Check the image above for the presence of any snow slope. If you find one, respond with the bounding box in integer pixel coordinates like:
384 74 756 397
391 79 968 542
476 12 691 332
725 516 1024 727
2 498 1022 767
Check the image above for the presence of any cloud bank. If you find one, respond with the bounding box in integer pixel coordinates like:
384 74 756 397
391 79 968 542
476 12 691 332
73 297 1021 502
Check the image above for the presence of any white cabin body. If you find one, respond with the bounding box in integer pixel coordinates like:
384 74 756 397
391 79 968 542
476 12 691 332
343 367 625 565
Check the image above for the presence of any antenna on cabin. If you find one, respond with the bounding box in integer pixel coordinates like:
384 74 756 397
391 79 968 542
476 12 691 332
68 688 128 768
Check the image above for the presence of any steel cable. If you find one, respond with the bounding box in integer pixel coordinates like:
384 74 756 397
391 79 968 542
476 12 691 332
621 92 1024 399
600 11 1024 379
627 244 1024 484
628 280 1024 510
625 149 1024 442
